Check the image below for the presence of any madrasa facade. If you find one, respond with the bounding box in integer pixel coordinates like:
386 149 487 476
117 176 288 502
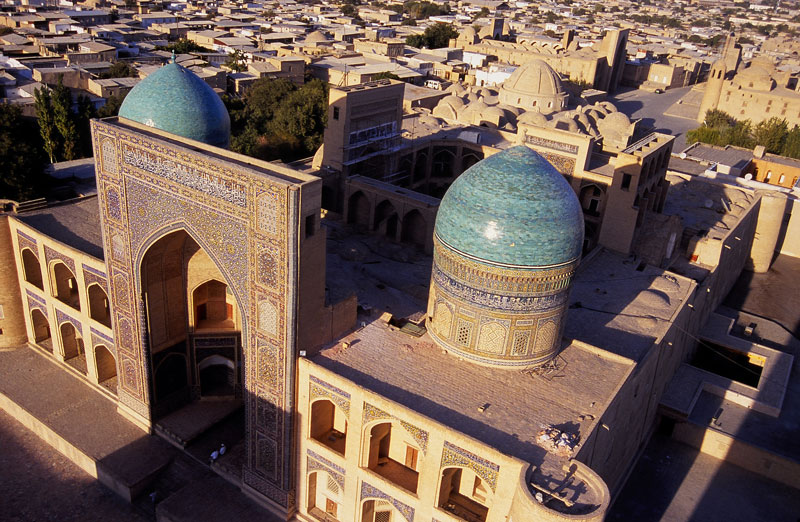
0 60 780 522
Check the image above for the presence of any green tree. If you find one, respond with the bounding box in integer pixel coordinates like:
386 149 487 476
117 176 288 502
687 125 721 146
372 71 400 80
225 49 248 72
704 109 735 128
34 87 59 163
98 93 128 118
752 117 788 153
722 119 753 149
781 125 800 159
544 11 559 24
157 39 211 54
98 61 138 79
473 7 490 20
75 94 96 157
52 78 79 161
228 77 329 162
405 23 459 49
0 104 46 201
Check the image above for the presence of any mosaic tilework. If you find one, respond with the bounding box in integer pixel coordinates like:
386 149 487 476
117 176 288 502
441 441 500 492
538 151 576 176
82 264 108 292
434 146 584 268
428 226 575 367
256 433 278 481
307 449 345 489
91 329 115 355
125 177 249 295
360 482 415 522
524 134 579 154
256 389 279 439
26 295 47 317
106 188 122 222
55 308 80 330
101 138 118 175
256 189 283 237
17 230 37 254
44 245 75 273
363 403 429 455
310 375 351 415
92 117 299 508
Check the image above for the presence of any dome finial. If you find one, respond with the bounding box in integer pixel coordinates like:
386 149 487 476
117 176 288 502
171 50 176 63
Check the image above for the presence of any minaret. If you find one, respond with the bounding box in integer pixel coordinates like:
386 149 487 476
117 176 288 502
698 59 727 123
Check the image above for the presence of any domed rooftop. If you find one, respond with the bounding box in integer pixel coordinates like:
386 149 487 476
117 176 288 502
435 146 583 268
119 61 231 148
502 59 565 97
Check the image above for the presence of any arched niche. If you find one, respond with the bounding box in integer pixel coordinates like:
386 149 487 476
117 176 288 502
30 308 51 351
362 420 420 494
310 398 347 455
21 248 43 289
52 261 80 311
437 467 491 521
94 344 117 385
87 283 111 328
198 354 235 396
60 321 87 375
307 470 342 521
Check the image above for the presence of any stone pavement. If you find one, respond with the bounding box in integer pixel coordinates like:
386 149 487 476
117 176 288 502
0 408 149 522
0 345 285 522
0 345 175 500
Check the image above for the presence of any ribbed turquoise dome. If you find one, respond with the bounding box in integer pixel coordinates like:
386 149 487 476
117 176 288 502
119 62 230 148
435 146 584 268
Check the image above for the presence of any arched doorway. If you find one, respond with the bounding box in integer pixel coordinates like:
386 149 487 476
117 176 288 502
198 355 235 396
22 248 43 289
308 471 342 521
348 191 370 229
373 200 398 239
60 322 87 375
401 209 427 249
193 279 235 331
52 262 80 310
140 229 243 422
30 308 51 352
87 284 111 327
94 344 117 394
364 421 420 493
437 467 490 521
310 399 347 454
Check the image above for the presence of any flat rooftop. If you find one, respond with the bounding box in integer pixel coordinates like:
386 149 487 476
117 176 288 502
566 249 696 362
664 172 755 238
315 229 706 488
15 196 105 260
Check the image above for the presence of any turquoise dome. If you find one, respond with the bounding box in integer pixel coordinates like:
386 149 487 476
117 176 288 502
435 146 584 268
119 62 230 148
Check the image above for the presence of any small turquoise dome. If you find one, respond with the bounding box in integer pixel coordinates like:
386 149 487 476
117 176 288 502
119 62 230 148
435 146 584 268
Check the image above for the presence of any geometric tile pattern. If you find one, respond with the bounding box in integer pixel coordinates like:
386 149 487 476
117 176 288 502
363 403 428 455
309 375 350 415
307 449 345 489
360 481 415 522
91 118 298 508
441 441 500 492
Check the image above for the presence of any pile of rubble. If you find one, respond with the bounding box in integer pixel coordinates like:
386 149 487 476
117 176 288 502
537 425 579 457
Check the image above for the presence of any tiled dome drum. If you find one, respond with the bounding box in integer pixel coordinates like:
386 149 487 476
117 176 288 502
119 61 231 148
426 146 584 369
